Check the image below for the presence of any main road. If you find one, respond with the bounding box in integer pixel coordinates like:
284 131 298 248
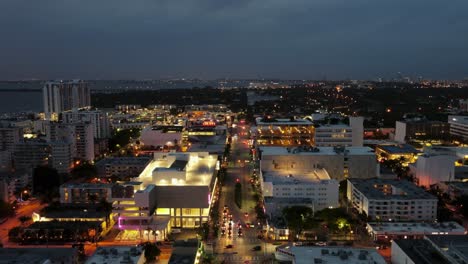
0 200 46 247
214 123 275 264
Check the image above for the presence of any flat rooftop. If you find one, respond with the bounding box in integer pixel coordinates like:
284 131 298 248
348 178 436 200
377 144 420 154
393 239 449 264
86 246 144 264
60 182 114 189
276 245 386 264
96 157 151 165
0 248 77 264
256 117 313 126
368 221 465 234
260 146 375 156
263 168 332 184
138 152 217 186
426 235 468 262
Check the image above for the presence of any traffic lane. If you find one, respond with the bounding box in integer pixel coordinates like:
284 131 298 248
0 200 46 246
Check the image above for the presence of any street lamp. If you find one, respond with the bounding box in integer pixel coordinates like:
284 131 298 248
20 190 28 201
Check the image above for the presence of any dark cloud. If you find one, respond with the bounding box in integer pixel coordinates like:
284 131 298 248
0 0 467 80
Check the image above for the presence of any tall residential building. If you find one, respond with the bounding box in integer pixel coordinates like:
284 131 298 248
74 123 95 161
13 141 50 171
49 142 74 174
62 109 111 139
43 80 91 120
46 122 94 162
0 124 23 171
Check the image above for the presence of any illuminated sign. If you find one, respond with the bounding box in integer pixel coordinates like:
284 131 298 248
202 121 216 127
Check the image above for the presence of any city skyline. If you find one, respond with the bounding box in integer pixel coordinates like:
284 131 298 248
0 0 467 80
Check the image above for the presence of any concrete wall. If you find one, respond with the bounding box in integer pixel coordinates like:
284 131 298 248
391 241 416 264
155 185 210 208
416 155 456 187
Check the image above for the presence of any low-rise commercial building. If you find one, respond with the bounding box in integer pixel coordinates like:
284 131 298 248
140 125 184 148
0 248 78 264
375 144 420 164
347 178 437 221
392 235 468 264
86 246 145 264
260 146 377 181
395 119 449 143
275 244 386 264
254 117 315 146
366 221 465 242
449 115 468 139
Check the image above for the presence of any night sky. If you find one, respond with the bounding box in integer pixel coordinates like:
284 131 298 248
1 0 467 80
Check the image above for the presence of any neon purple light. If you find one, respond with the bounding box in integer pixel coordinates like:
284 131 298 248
208 194 211 205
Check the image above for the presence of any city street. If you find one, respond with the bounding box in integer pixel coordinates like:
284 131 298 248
214 124 275 263
0 200 46 247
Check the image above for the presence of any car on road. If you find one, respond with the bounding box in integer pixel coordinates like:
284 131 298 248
252 246 262 251
225 244 233 249
315 241 327 246
244 212 249 217
238 230 243 237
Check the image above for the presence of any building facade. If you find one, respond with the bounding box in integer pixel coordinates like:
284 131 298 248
395 120 449 143
448 115 468 139
347 178 438 221
260 146 377 181
43 80 91 120
62 109 111 139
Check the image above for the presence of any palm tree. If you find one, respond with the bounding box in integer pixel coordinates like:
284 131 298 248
98 198 113 227
146 227 152 242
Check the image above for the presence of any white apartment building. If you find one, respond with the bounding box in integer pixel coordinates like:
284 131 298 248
314 116 364 147
448 115 468 139
262 168 339 216
73 123 95 161
260 146 377 181
43 80 91 120
47 122 94 162
347 178 438 221
62 109 111 139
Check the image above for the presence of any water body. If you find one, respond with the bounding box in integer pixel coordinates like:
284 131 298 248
0 91 42 113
